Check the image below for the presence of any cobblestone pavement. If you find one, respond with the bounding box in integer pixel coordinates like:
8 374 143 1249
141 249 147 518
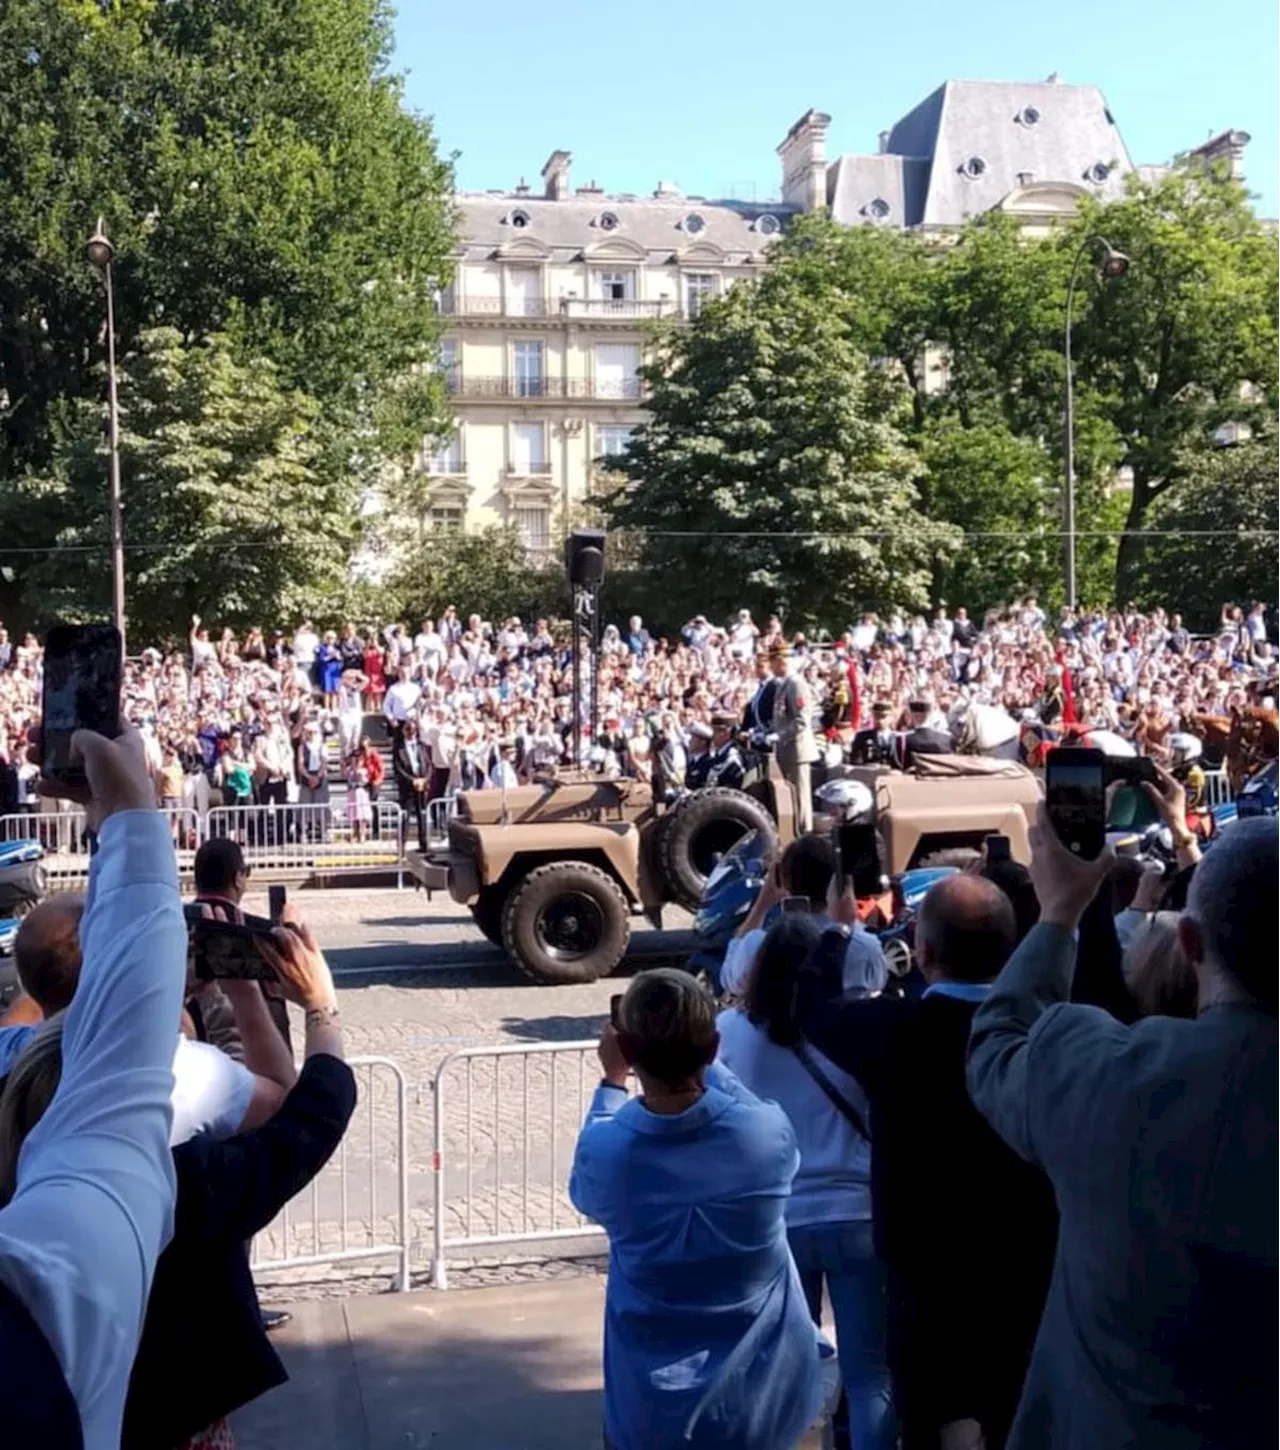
238 883 693 1295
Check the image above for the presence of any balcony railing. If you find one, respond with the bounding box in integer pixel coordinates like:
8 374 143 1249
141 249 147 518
505 461 554 477
437 296 679 321
447 376 644 402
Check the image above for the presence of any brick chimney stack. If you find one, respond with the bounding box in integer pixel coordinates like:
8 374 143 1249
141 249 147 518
777 110 831 212
541 150 572 200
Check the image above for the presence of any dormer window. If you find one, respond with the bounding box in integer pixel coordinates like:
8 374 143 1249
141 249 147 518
1016 106 1041 127
596 211 620 231
1087 161 1112 184
754 213 781 236
960 156 987 180
682 212 706 235
865 197 891 220
507 208 531 228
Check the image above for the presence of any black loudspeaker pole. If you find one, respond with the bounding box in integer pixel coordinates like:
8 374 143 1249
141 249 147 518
565 531 607 772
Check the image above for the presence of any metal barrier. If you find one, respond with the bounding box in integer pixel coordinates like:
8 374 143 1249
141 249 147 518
205 801 405 885
1201 768 1232 809
426 794 456 845
0 808 200 888
431 1040 608 1289
251 1056 411 1291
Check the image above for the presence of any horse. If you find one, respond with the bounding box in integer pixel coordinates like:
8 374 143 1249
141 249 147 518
951 701 1022 761
1226 706 1280 794
1186 713 1233 770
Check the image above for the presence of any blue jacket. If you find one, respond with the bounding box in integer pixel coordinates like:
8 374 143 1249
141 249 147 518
569 1063 823 1450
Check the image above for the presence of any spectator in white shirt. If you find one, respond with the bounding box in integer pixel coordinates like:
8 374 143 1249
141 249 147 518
291 620 319 690
383 665 423 736
728 608 760 661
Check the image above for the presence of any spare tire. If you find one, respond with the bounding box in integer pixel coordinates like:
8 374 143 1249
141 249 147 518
661 788 779 910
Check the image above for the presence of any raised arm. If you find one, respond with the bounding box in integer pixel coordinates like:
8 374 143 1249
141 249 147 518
0 729 185 1438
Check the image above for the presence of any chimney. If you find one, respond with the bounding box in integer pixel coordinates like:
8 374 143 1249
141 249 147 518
514 177 530 196
1187 129 1252 180
540 150 572 200
777 109 832 212
878 130 891 155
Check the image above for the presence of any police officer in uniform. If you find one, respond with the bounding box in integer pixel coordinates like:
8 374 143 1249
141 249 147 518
702 713 746 791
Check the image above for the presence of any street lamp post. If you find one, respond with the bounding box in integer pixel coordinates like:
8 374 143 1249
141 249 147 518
1063 234 1130 609
86 217 126 653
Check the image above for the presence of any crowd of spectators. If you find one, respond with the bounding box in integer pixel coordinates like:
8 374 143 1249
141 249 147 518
575 771 1277 1450
0 599 1274 828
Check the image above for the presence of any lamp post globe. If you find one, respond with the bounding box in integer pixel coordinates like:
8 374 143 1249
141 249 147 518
85 218 115 270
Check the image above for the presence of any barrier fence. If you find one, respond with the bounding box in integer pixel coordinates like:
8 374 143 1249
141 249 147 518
430 1040 607 1290
426 794 457 846
0 802 406 888
1201 768 1232 809
251 1056 411 1292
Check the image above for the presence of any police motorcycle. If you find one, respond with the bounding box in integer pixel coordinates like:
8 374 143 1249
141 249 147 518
687 778 955 995
0 838 49 1009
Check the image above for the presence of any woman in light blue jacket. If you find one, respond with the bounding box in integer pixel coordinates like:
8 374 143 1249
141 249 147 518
717 914 894 1450
570 968 823 1450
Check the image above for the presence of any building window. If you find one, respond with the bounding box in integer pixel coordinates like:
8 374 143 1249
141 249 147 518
682 212 706 235
438 339 459 392
684 273 717 319
754 213 781 236
1016 106 1041 127
594 269 635 302
597 211 620 231
514 506 551 556
593 343 641 399
595 425 634 460
1087 161 1112 183
866 197 891 220
508 208 531 229
429 507 464 533
513 340 544 397
960 155 987 179
424 431 463 474
511 421 547 474
506 267 542 317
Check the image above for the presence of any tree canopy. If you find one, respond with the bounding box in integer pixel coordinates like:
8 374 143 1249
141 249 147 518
602 266 958 630
0 0 455 624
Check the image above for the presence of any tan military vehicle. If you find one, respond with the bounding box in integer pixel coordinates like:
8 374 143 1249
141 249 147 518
408 751 1041 985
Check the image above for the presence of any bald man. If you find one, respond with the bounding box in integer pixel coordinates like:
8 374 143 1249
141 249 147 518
795 874 1058 1450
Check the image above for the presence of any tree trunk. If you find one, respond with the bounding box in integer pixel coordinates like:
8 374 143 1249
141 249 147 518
1114 481 1151 607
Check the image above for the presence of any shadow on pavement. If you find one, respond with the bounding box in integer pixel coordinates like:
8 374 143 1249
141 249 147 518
501 1013 609 1042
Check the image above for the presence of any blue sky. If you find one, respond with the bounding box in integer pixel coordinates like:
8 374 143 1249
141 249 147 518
393 0 1279 217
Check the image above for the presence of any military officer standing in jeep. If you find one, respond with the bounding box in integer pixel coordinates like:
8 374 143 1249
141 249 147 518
687 713 746 792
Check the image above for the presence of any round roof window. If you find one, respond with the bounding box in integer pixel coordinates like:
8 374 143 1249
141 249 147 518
755 213 780 236
1017 106 1041 127
1088 161 1112 184
867 197 891 219
509 209 531 228
683 212 706 235
961 155 987 180
598 211 619 231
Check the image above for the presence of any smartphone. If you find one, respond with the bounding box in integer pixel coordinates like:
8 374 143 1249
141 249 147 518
836 821 886 897
984 833 1012 864
188 917 277 982
268 884 287 923
40 624 123 785
609 993 623 1030
1109 783 1161 832
781 895 811 914
1045 747 1107 860
1107 755 1158 788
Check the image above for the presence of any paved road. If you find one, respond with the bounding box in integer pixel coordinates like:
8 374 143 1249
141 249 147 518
236 884 694 1292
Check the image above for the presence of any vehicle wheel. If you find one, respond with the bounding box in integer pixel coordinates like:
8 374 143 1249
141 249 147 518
914 847 982 870
660 788 779 911
501 862 631 985
469 887 505 946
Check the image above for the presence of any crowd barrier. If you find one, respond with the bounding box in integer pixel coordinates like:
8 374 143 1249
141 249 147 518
0 802 407 888
430 1040 606 1289
251 1056 411 1292
426 795 456 845
1201 768 1232 809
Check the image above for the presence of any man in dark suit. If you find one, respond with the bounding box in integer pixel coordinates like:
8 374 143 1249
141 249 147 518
968 811 1278 1450
392 717 430 852
795 874 1057 1449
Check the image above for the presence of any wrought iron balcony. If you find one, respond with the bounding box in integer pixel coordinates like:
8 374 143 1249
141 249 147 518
447 375 644 402
436 296 679 321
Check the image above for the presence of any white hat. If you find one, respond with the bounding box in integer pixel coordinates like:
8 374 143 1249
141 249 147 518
688 722 713 740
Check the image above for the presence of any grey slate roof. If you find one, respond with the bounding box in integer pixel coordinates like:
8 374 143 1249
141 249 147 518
831 78 1135 228
454 192 797 262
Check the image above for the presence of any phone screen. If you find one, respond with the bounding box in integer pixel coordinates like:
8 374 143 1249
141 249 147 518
837 822 885 897
1045 750 1107 860
781 895 811 914
268 884 287 923
985 833 1012 863
610 993 623 1030
189 919 277 982
41 624 123 783
1109 783 1160 832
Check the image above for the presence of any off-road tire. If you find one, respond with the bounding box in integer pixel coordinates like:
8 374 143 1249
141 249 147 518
501 861 631 985
660 788 779 911
470 887 505 946
914 846 983 870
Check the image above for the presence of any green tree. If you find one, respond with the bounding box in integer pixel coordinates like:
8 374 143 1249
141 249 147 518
16 328 357 640
1134 429 1280 630
0 0 455 620
387 527 568 632
603 271 957 631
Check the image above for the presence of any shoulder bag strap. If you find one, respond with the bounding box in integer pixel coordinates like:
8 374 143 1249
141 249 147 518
792 1039 871 1141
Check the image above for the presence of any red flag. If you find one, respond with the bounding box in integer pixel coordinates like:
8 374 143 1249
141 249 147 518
848 657 862 732
1057 647 1078 725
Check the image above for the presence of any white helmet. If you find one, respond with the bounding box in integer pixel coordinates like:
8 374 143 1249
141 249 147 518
815 777 875 822
1168 733 1202 765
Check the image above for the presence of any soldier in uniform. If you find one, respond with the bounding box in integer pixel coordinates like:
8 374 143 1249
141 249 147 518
850 700 899 766
702 713 746 791
684 721 715 789
768 641 819 832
